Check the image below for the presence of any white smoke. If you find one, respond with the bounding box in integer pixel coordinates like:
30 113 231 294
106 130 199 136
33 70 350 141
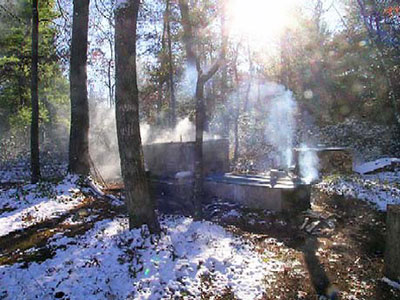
150 118 195 144
265 83 297 169
298 145 319 184
89 103 121 181
89 104 218 181
143 117 219 144
181 63 198 96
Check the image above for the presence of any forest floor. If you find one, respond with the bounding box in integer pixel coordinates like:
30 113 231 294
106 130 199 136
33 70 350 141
0 161 400 299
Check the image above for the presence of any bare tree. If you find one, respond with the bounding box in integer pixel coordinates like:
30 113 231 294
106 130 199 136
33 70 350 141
115 0 160 233
165 0 176 127
30 0 40 183
178 0 227 218
68 0 91 175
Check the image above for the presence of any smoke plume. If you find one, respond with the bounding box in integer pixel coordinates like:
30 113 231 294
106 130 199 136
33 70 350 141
265 83 297 169
89 104 218 181
298 145 319 184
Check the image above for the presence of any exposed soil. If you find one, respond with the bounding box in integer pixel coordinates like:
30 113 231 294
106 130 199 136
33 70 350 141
0 193 121 267
205 188 400 299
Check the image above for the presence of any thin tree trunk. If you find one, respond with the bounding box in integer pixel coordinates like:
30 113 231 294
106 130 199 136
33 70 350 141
107 20 114 107
166 0 176 127
157 83 163 126
30 0 40 183
233 110 239 163
69 0 91 175
193 78 205 217
232 46 240 163
178 0 227 218
115 0 160 233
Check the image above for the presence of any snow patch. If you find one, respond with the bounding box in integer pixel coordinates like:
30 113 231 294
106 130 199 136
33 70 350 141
0 215 284 299
0 175 84 237
382 277 400 290
318 171 400 211
354 158 400 174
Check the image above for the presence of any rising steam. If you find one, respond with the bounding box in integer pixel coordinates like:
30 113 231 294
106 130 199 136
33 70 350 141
298 145 319 184
89 103 218 181
264 83 297 169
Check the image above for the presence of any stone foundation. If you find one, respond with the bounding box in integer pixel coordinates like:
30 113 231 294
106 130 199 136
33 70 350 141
205 174 311 213
151 173 311 213
143 139 229 177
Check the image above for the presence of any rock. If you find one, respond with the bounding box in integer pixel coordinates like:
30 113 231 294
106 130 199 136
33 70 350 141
306 220 321 233
54 291 65 298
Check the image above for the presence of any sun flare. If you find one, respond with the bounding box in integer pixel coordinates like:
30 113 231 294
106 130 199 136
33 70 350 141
228 0 299 44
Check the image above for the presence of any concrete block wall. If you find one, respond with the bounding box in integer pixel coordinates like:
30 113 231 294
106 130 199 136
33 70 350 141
143 139 229 177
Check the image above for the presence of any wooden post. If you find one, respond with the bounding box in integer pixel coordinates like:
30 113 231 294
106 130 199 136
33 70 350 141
384 205 400 283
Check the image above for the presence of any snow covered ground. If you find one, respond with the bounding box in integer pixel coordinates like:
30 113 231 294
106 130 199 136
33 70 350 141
0 156 67 183
0 174 285 299
0 215 284 299
1 156 399 299
318 170 400 211
0 175 85 237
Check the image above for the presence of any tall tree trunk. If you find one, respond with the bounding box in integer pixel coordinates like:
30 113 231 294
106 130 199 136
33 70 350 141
178 0 226 218
193 77 205 217
115 0 160 233
30 0 40 183
69 0 91 175
232 44 241 163
166 0 176 127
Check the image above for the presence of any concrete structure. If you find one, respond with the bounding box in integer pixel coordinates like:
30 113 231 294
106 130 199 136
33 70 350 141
384 205 400 283
143 139 229 177
144 139 311 213
205 173 310 213
151 172 311 213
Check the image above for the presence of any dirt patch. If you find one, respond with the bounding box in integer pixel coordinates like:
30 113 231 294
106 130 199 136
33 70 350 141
0 195 120 267
203 188 400 299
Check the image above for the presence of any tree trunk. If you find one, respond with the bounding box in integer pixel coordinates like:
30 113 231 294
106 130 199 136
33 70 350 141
166 0 176 127
233 109 239 163
69 0 91 175
30 0 40 183
178 0 226 218
193 78 205 218
115 0 160 233
384 205 400 283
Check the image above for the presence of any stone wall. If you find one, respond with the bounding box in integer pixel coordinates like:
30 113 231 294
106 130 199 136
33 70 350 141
143 139 229 177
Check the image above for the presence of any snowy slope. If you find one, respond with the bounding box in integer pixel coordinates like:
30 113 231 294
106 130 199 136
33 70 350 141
0 175 85 237
318 171 400 211
0 215 283 299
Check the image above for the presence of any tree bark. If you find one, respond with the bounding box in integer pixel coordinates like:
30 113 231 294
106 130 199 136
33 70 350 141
68 0 91 175
178 0 227 218
166 0 176 127
384 205 400 283
193 77 205 217
30 0 40 183
115 0 160 233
